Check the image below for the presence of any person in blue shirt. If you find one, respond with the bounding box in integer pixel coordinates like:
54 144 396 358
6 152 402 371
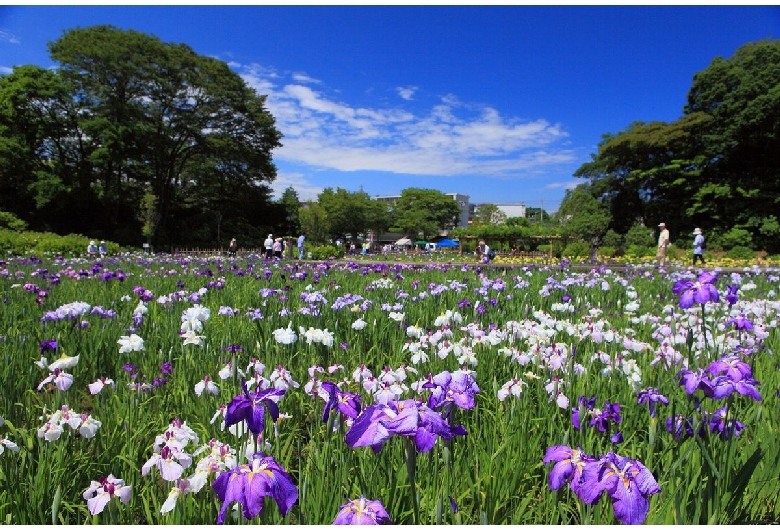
87 240 98 257
98 241 108 257
297 233 305 260
692 228 706 266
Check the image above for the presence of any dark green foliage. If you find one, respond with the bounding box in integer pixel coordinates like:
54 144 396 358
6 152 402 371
0 25 282 248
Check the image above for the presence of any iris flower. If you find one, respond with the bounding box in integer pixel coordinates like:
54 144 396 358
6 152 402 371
423 370 480 411
672 272 719 309
542 445 601 503
636 388 669 418
224 384 285 437
701 375 762 402
345 399 466 454
597 452 661 525
82 475 132 516
320 381 361 423
212 452 298 525
332 496 392 525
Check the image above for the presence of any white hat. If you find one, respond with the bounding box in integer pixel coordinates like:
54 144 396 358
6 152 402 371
658 222 665 227
693 228 702 235
90 240 95 245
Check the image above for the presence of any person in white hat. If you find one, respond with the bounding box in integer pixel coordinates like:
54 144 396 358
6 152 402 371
692 227 705 266
263 234 274 259
87 240 98 257
656 222 670 267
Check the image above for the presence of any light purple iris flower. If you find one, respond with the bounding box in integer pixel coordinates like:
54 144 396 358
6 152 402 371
597 452 661 525
423 370 480 411
701 375 762 402
672 272 719 308
704 355 753 382
332 496 392 525
542 445 602 504
345 399 466 454
212 452 298 525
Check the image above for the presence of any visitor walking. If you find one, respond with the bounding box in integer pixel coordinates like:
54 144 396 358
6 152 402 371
297 233 305 260
264 234 273 259
692 227 706 266
657 222 670 267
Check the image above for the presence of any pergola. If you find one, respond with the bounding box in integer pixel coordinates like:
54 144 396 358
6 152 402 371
457 234 562 259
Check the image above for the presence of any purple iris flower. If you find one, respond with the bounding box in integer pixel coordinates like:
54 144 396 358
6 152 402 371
345 399 466 454
725 315 754 331
701 375 762 402
706 407 745 440
704 355 753 382
597 452 661 525
677 368 709 395
321 381 361 423
571 396 596 430
725 285 739 306
666 414 695 439
423 371 480 411
610 431 624 444
224 383 285 436
636 388 669 418
212 451 298 525
160 362 173 375
39 339 57 354
672 272 719 309
332 496 392 525
590 402 622 433
542 445 602 504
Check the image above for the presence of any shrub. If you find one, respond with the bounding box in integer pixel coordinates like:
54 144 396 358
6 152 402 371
602 229 623 249
309 244 345 260
726 245 755 261
625 244 654 259
598 245 617 258
562 241 590 258
625 224 655 247
0 211 28 231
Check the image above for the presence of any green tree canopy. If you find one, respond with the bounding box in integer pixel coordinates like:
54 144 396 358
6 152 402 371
392 188 462 240
575 39 780 252
317 187 389 242
0 25 282 247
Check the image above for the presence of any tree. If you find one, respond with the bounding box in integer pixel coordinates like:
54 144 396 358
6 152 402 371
392 188 461 240
317 187 389 242
278 187 301 236
472 204 507 226
574 39 780 252
555 185 611 247
298 200 329 244
41 25 282 246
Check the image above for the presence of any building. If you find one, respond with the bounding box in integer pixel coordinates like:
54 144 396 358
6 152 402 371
473 202 527 223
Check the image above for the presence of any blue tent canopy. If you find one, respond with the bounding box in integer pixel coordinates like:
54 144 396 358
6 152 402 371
436 238 459 247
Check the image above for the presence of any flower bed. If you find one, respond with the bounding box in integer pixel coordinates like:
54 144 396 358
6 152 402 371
0 253 778 524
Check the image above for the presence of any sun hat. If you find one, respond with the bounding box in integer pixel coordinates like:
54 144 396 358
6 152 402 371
658 222 666 227
90 240 95 245
693 228 702 235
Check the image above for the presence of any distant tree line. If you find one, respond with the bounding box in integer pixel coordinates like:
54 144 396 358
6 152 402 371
1 28 778 254
564 39 780 254
0 25 285 249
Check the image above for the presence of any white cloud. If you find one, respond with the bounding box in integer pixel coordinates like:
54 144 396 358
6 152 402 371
292 72 321 84
397 85 417 100
270 172 323 201
0 66 12 75
0 30 21 45
238 63 576 179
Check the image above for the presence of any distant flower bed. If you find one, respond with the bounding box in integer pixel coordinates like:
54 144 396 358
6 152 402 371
0 253 779 524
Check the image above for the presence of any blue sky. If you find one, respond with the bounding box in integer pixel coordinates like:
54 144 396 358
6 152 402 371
1 5 779 213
